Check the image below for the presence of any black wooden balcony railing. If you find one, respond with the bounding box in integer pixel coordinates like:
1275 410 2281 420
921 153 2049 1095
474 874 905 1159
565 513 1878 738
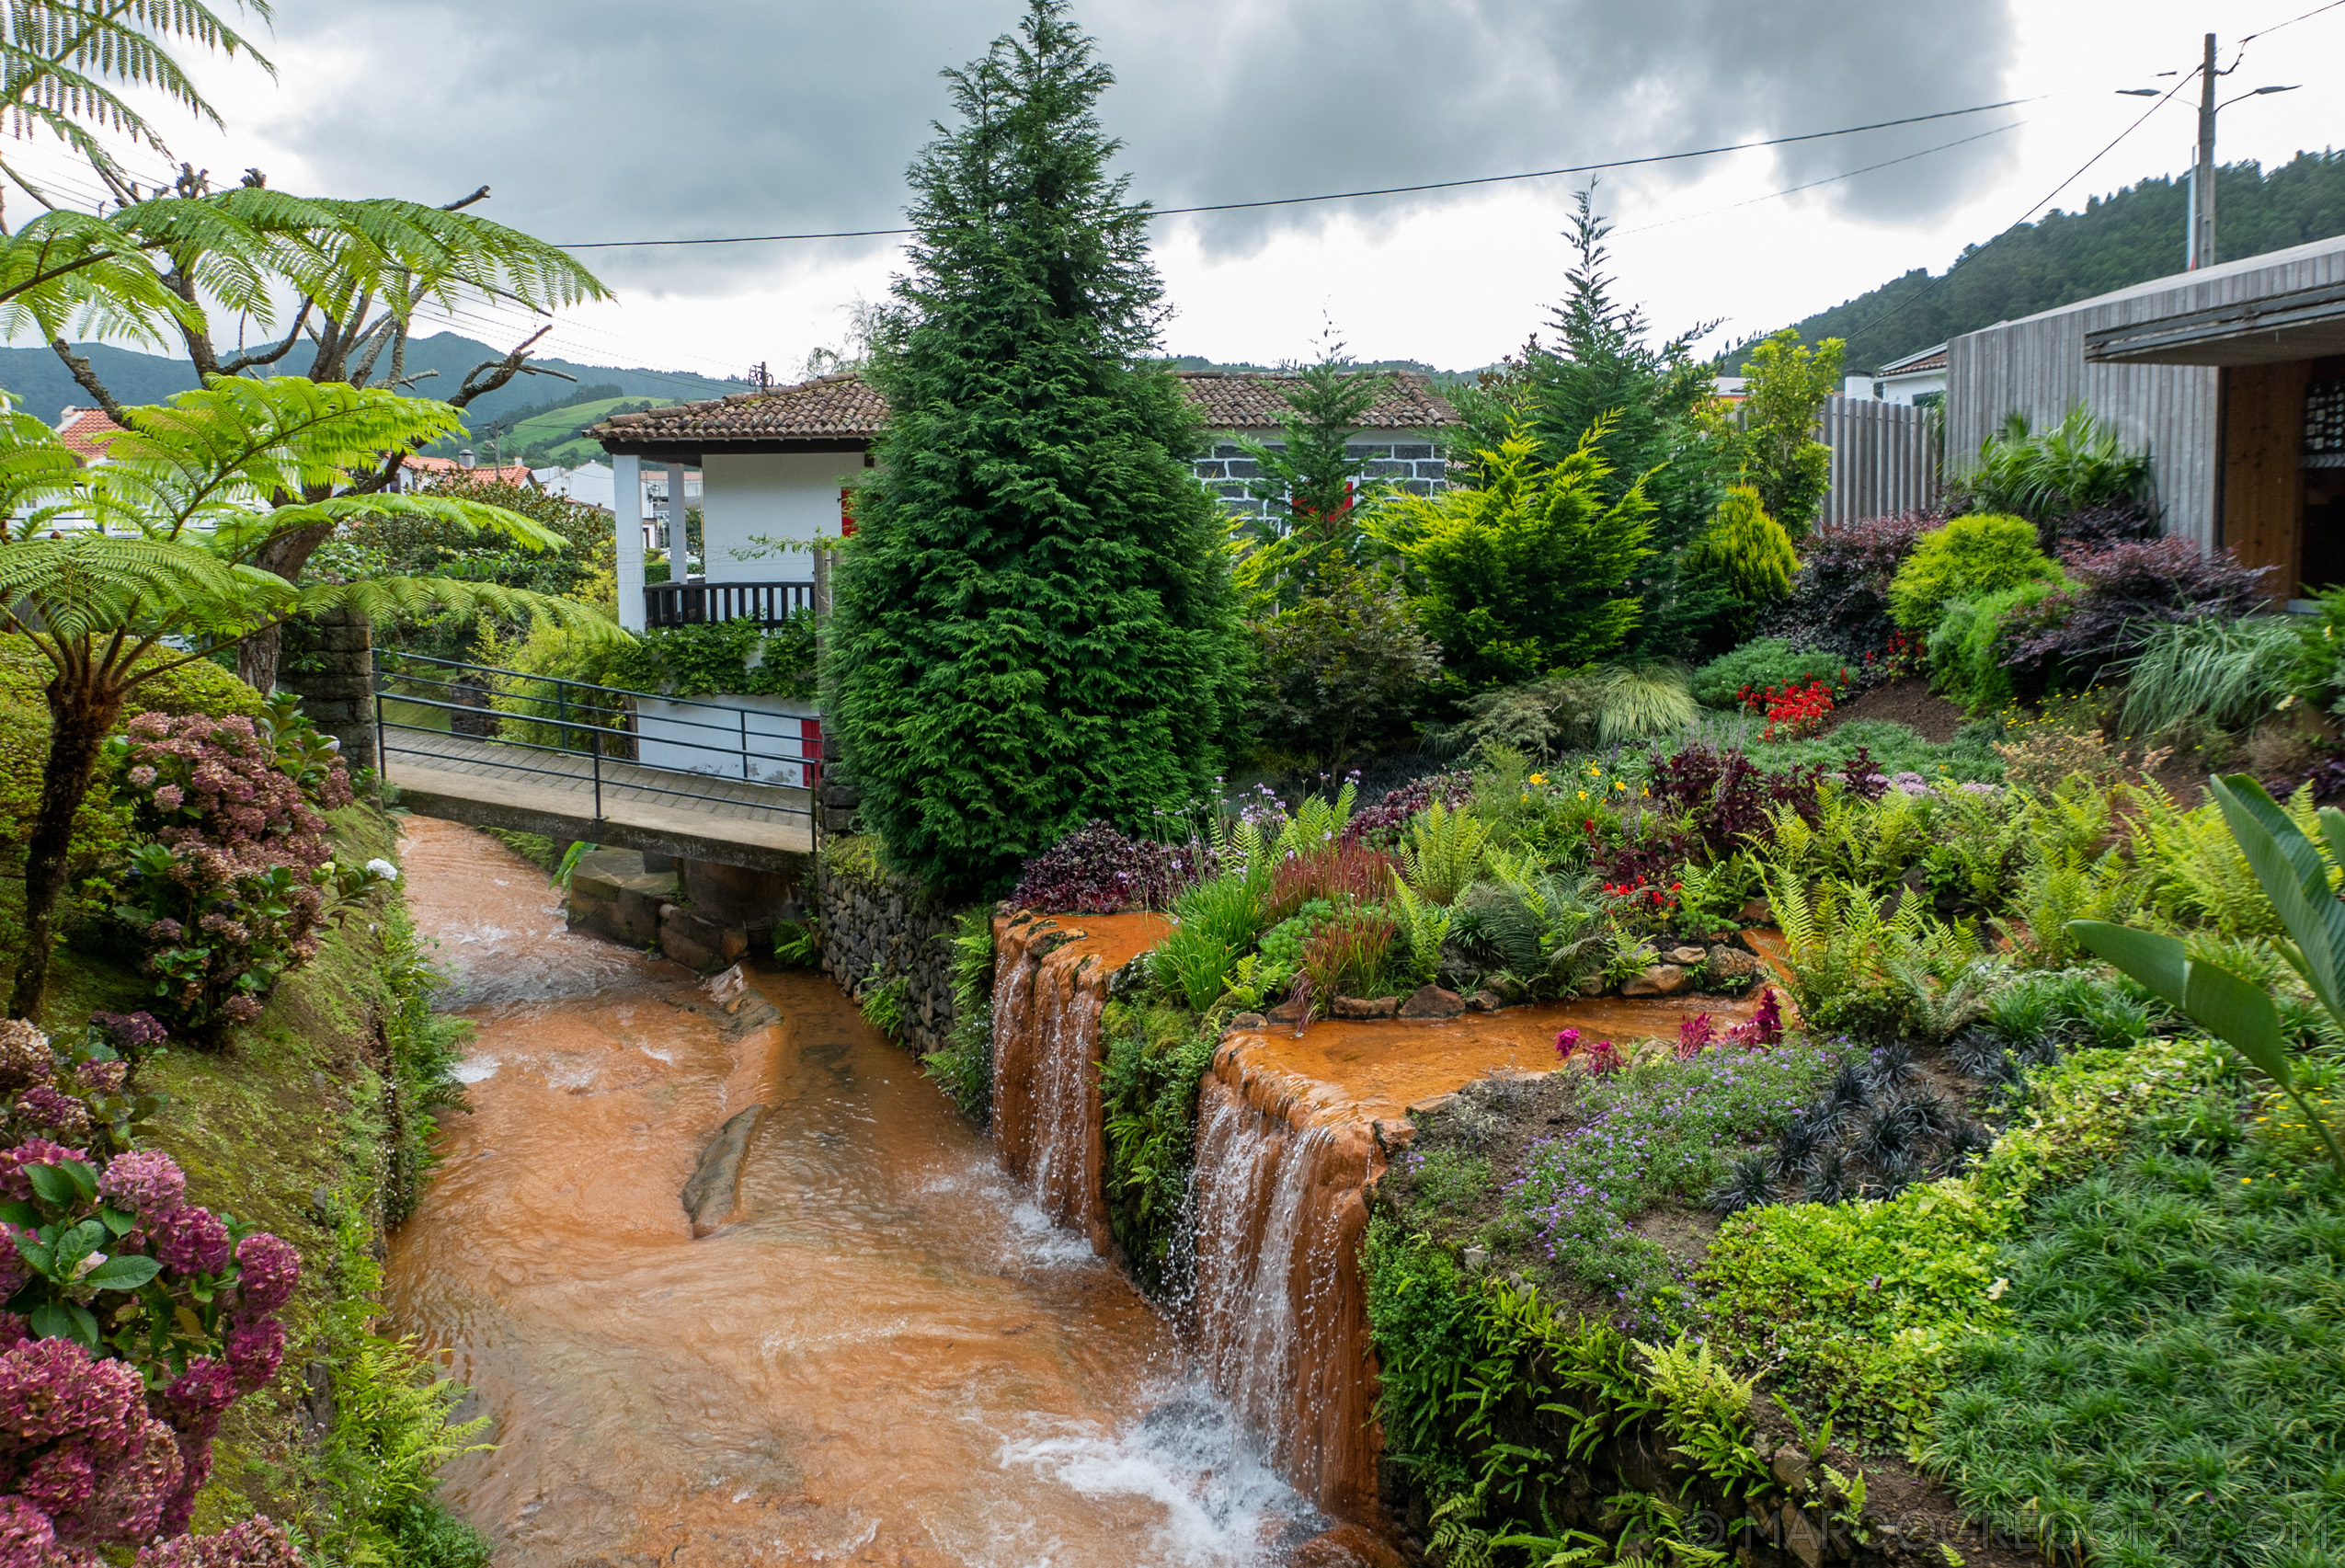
643 579 816 629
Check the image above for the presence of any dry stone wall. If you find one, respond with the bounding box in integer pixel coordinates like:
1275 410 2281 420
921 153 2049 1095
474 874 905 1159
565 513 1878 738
280 608 376 771
815 844 964 1059
1191 437 1449 521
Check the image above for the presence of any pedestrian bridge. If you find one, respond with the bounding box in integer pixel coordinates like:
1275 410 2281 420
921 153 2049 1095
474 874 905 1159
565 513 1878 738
373 653 818 871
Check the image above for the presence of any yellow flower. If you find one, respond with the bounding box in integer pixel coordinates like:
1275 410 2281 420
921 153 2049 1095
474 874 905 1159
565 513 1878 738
1528 773 1548 785
1578 791 1588 801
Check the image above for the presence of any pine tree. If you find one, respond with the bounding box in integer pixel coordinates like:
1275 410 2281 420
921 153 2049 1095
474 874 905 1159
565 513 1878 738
1458 189 1737 661
1231 328 1387 605
828 0 1244 892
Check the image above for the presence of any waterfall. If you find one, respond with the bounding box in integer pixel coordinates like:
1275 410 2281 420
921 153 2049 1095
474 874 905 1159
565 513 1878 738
1188 1060 1383 1523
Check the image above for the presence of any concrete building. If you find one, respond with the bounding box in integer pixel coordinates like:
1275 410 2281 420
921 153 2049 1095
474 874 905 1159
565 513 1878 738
1870 343 1948 407
1946 234 2345 598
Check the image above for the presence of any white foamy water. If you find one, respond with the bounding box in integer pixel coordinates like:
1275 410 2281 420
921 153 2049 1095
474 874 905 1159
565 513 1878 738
998 1383 1320 1568
452 1055 499 1084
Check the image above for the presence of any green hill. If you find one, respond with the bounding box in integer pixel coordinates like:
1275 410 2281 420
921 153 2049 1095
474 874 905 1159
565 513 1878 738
1737 149 2345 374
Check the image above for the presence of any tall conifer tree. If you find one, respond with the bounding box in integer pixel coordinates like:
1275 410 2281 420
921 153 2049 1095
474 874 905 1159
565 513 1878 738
829 0 1243 891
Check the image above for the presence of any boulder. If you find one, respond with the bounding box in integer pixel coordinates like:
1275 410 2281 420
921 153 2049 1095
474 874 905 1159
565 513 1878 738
1707 944 1761 982
1398 985 1465 1019
1332 994 1400 1021
1666 944 1707 967
1771 1447 1811 1489
1781 1505 1825 1568
1228 1012 1269 1033
1464 989 1505 1013
1264 995 1310 1024
1621 964 1688 997
1738 896 1774 924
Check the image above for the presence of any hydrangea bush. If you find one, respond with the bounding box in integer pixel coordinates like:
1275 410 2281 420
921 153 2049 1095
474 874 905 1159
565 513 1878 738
0 1023 300 1561
91 698 388 1037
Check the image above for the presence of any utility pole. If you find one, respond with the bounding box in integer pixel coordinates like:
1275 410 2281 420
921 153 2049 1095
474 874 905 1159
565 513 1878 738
2191 32 2218 269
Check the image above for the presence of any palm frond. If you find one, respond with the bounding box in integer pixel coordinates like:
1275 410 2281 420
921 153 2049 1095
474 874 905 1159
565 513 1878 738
315 578 625 642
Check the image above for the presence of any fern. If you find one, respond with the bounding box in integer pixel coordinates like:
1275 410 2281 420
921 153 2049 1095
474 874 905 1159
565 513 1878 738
1389 872 1457 990
1397 799 1491 905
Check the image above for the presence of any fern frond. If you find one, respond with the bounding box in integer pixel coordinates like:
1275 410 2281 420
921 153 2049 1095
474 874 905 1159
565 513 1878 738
315 577 624 641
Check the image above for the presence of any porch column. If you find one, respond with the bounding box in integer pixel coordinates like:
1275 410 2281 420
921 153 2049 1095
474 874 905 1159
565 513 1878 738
613 452 645 632
667 460 692 580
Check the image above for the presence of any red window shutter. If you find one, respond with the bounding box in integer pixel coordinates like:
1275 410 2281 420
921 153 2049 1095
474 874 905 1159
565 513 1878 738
839 486 857 537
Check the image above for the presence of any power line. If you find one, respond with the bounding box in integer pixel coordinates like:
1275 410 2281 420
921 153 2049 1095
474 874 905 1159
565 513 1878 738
2240 0 2345 44
1619 120 2025 235
551 95 2052 249
1828 66 2200 361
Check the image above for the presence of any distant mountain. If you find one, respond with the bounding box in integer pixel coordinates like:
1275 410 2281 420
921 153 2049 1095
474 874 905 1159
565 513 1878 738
0 332 742 429
1732 150 2345 375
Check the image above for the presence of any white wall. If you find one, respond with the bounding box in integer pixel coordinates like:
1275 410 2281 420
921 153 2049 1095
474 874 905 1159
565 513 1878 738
701 452 863 583
635 694 821 788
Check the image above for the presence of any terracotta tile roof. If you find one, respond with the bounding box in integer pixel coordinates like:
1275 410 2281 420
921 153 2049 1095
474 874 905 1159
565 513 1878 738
53 406 123 462
1876 342 1949 376
1175 369 1461 430
593 374 889 447
401 454 536 486
590 368 1459 451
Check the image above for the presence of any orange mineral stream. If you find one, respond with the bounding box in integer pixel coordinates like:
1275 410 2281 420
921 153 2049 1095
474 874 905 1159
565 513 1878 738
385 820 1320 1567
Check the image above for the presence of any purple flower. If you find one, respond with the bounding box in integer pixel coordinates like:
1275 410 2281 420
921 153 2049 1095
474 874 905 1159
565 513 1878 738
0 1494 55 1564
133 1513 303 1568
0 1139 92 1204
148 1207 231 1276
73 1060 127 1095
14 1087 89 1140
223 1321 283 1394
0 1024 51 1096
19 1446 96 1516
229 1235 297 1315
97 1152 185 1216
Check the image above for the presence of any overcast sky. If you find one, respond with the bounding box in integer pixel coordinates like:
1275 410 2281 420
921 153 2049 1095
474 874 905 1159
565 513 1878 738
26 0 2345 384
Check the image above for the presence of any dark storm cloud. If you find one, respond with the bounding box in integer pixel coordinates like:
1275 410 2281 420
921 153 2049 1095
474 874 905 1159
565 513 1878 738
246 0 2018 288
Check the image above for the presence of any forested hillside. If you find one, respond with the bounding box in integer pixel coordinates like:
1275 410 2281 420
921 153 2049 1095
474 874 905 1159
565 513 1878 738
1742 149 2345 373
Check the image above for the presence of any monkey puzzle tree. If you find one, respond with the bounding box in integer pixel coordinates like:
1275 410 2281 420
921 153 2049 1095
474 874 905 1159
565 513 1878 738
829 0 1245 890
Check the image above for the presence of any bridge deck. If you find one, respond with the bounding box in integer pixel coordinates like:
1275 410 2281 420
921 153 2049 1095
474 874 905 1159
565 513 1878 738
381 728 814 868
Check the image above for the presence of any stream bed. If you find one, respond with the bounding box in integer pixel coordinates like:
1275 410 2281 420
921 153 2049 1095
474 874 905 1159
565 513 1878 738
385 819 1316 1567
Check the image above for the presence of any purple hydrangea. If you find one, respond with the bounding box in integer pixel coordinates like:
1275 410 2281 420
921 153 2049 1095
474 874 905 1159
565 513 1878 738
96 1151 186 1217
0 1334 144 1452
86 1416 183 1543
13 1086 90 1140
223 1321 283 1395
74 1060 127 1096
19 1448 95 1515
229 1235 296 1315
147 1207 231 1277
87 1013 166 1056
0 1494 55 1564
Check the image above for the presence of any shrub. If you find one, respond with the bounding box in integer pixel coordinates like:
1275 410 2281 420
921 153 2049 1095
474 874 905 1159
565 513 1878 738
1265 841 1393 923
1248 565 1441 765
1345 770 1476 844
1765 509 1937 658
1300 908 1399 1001
1456 663 1694 756
1995 538 2271 693
1689 638 1852 708
1645 739 1885 857
1007 821 1206 912
1377 419 1653 691
1963 405 2152 533
1889 512 2060 632
1687 485 1797 604
1152 868 1267 1011
91 702 389 1038
1927 580 2064 714
921 910 994 1124
2116 615 2301 739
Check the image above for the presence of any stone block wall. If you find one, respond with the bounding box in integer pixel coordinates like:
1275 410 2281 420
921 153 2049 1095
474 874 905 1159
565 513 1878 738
280 608 376 772
816 843 966 1059
1190 437 1450 521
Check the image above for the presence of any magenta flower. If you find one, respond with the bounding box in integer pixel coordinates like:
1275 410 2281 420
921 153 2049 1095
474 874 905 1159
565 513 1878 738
1554 1027 1580 1059
0 1139 93 1203
15 1086 90 1139
229 1235 297 1315
223 1321 283 1394
97 1151 186 1216
148 1207 232 1276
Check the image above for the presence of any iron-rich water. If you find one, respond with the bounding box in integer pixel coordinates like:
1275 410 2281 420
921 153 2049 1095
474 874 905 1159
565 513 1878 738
385 820 1316 1567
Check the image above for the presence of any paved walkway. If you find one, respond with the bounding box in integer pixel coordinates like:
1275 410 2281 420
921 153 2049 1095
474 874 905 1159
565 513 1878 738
380 727 814 866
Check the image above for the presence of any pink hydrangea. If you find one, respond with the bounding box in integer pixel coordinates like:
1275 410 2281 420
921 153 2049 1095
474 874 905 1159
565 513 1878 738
155 1435 208 1537
0 1026 49 1096
0 1337 144 1458
13 1088 90 1140
228 1236 296 1315
79 1415 181 1543
147 1208 231 1277
223 1323 282 1395
161 1361 234 1423
0 1494 55 1567
0 1140 92 1205
71 1062 126 1096
96 1152 185 1217
18 1448 94 1516
133 1514 303 1568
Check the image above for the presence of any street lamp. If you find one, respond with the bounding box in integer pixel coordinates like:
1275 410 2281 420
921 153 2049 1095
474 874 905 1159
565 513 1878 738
2120 36 2298 269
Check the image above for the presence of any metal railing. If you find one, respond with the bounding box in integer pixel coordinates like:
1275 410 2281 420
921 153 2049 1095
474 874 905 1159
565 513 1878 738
372 649 820 830
642 579 816 629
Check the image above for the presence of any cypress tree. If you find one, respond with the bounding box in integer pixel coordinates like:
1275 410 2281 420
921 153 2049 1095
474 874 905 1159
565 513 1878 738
829 0 1244 891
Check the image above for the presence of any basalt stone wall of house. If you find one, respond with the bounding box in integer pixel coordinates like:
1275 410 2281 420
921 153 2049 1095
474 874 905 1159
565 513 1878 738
817 844 964 1059
1191 439 1450 521
280 608 376 772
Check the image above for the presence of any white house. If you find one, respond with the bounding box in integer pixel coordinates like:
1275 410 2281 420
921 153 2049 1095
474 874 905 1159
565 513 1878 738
1871 343 1949 406
588 369 1462 788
